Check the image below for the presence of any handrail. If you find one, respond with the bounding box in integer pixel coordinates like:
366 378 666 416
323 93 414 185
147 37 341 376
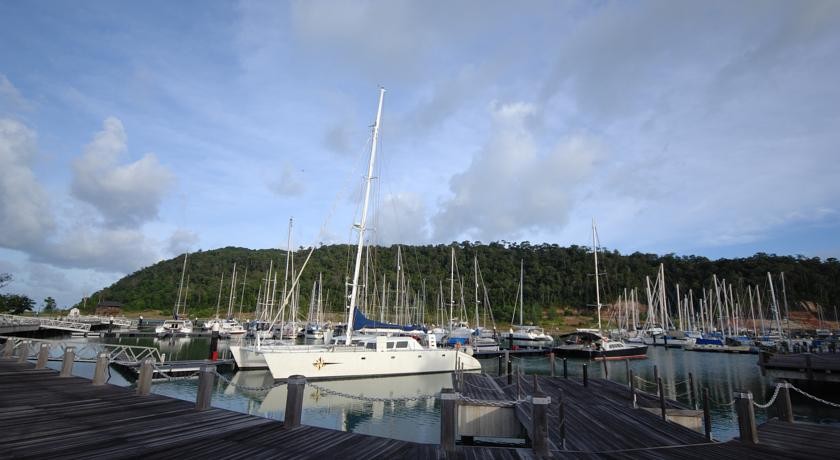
0 336 164 364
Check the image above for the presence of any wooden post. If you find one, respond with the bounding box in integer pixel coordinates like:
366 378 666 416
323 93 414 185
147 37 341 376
703 387 712 441
509 332 514 349
517 368 522 400
658 377 667 420
777 382 794 423
734 390 759 444
16 340 30 363
602 357 609 378
625 359 630 386
498 354 503 377
532 374 539 395
506 350 512 385
629 369 637 408
558 390 566 449
805 353 813 381
653 364 659 384
550 352 556 377
688 372 697 410
137 358 153 396
531 392 551 458
60 347 75 377
563 358 568 378
209 323 220 360
92 352 109 385
195 364 216 410
2 339 14 358
284 375 306 427
664 335 669 348
440 388 458 456
582 363 588 387
36 343 49 369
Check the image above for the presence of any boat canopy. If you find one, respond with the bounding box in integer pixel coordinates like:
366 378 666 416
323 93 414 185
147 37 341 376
352 309 425 332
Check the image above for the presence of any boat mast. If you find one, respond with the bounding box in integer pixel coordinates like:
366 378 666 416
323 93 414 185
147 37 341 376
346 87 385 345
592 219 602 331
450 247 455 328
174 252 188 319
519 259 524 326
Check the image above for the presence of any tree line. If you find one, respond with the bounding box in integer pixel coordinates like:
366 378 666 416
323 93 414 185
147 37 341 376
71 243 840 323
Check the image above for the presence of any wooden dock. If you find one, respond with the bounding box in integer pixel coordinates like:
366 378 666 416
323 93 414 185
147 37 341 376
455 372 840 458
760 351 840 384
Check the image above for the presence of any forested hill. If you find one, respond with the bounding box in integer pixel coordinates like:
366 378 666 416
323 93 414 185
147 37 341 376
77 243 840 322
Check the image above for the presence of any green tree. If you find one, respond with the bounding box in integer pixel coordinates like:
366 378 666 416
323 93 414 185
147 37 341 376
43 296 57 313
2 294 35 315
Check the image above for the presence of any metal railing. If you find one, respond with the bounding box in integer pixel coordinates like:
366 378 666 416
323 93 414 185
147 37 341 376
0 314 91 332
1 336 163 364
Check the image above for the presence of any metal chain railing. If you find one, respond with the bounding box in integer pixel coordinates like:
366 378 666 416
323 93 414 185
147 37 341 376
457 394 519 407
214 371 288 392
790 384 840 409
306 382 438 403
752 383 784 409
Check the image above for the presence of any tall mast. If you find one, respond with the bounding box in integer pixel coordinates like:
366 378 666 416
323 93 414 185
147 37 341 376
450 247 455 328
474 255 480 330
519 259 525 326
346 87 385 345
592 219 602 331
174 252 188 318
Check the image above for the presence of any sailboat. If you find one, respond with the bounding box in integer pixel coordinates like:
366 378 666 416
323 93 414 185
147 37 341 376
506 260 554 349
554 220 647 360
258 88 480 380
155 253 194 337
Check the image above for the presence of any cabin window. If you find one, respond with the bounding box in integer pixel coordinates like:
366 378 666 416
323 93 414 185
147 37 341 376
365 342 376 350
396 341 408 349
386 342 395 349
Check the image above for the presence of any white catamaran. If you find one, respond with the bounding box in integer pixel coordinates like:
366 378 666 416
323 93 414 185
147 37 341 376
257 88 481 380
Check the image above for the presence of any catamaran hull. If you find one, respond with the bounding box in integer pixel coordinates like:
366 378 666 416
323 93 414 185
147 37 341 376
262 348 481 380
229 345 268 369
552 345 648 360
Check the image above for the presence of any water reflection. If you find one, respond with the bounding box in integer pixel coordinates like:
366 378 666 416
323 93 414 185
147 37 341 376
82 336 840 442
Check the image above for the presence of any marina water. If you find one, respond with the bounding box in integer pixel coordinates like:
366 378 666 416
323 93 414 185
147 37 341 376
49 336 840 443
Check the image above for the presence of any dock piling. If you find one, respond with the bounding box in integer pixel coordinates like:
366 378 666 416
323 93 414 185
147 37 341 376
137 358 153 396
703 387 712 441
498 354 503 377
60 347 75 377
532 374 538 394
558 390 566 449
625 359 630 385
284 375 306 427
16 340 29 363
440 388 458 456
629 369 637 408
195 365 216 410
688 372 696 410
653 365 659 384
516 368 522 400
36 343 49 369
582 363 588 387
563 358 568 378
734 390 759 444
2 339 13 358
506 350 512 385
550 352 556 377
92 352 109 385
531 392 550 458
657 377 666 420
602 357 608 378
778 381 794 423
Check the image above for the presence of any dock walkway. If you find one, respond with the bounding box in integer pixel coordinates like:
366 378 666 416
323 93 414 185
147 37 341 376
458 373 839 458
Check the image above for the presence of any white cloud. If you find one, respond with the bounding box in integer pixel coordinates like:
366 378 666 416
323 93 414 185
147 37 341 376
167 228 199 256
432 102 601 242
71 117 174 227
372 192 429 245
0 118 55 249
268 162 305 197
33 226 160 273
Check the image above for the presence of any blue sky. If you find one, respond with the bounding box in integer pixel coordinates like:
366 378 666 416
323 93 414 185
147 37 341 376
1 0 839 308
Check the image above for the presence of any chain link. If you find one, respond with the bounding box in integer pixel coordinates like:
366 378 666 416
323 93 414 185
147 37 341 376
214 371 288 392
752 383 783 409
457 394 519 407
790 384 840 409
307 382 438 403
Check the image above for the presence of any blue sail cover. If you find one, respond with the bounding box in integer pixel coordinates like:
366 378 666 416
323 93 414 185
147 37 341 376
352 309 425 332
